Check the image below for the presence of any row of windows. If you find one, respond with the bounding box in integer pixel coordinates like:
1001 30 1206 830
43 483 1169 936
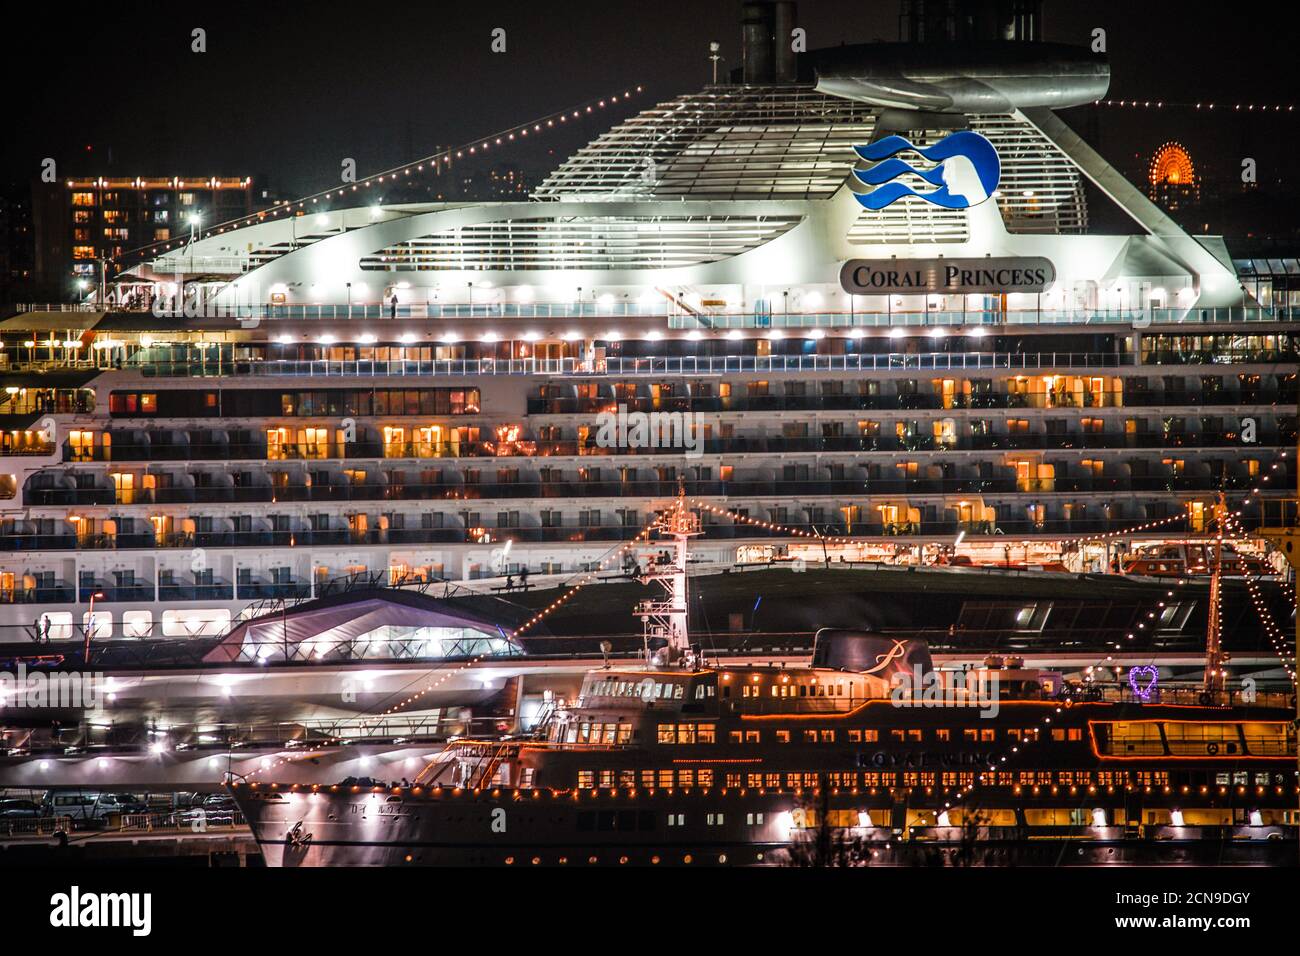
572 809 749 832
585 678 692 701
570 722 634 745
572 769 1237 790
738 680 852 698
108 389 482 418
649 725 1085 745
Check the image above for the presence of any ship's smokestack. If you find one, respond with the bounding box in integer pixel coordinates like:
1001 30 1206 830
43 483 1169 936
741 2 776 83
741 1 798 84
772 1 797 83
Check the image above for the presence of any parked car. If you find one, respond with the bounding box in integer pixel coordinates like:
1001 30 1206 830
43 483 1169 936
40 791 146 824
0 799 41 819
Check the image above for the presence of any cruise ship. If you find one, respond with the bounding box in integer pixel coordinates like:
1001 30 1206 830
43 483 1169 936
0 0 1295 654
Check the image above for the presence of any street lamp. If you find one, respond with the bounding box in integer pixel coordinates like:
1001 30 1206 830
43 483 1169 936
186 212 203 305
84 590 105 662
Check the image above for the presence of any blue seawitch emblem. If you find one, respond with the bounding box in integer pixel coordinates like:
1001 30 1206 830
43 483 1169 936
852 130 1000 210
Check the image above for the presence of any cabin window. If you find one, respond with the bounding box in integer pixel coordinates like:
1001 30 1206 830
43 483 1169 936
803 730 818 743
577 771 594 789
728 731 742 744
745 731 760 744
936 729 951 741
658 770 674 788
677 770 694 787
667 813 685 827
980 729 995 742
746 812 766 825
848 729 861 742
698 770 714 787
820 730 836 743
776 730 791 744
706 813 725 826
890 729 905 742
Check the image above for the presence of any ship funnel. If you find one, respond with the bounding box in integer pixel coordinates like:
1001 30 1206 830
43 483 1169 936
811 629 932 678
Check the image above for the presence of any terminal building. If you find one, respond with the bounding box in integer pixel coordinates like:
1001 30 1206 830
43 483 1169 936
0 0 1294 643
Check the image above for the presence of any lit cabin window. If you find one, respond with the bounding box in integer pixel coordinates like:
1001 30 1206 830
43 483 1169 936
936 729 951 741
667 813 685 827
577 771 594 789
803 730 818 743
776 730 791 744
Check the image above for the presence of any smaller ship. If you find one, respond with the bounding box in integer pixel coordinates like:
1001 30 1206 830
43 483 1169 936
233 497 1298 866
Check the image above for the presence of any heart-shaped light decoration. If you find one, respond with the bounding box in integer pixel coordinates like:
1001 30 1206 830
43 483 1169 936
1128 665 1159 702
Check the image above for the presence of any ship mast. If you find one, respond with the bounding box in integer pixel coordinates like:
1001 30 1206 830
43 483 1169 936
1202 492 1229 698
635 482 701 666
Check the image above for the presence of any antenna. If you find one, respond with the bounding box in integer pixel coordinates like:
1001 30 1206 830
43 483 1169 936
635 482 701 666
708 42 722 85
1203 492 1230 699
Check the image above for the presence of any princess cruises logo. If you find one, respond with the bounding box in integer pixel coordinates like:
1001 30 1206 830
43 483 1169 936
852 130 1000 210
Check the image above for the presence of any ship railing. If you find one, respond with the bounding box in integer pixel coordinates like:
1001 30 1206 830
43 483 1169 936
0 816 73 838
1062 685 1296 710
721 685 1295 715
123 351 1143 379
667 307 1292 329
14 303 1292 326
907 824 1295 842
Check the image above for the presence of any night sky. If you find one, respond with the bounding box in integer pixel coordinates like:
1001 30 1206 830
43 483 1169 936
5 0 1300 230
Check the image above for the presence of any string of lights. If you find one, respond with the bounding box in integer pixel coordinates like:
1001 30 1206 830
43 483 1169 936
690 500 867 544
1223 513 1297 683
119 85 646 264
511 524 657 638
242 749 329 783
1056 511 1189 549
696 498 1192 550
340 521 665 724
1095 99 1296 112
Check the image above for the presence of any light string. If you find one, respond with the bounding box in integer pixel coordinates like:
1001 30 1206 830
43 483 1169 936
1095 99 1296 112
117 85 646 265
